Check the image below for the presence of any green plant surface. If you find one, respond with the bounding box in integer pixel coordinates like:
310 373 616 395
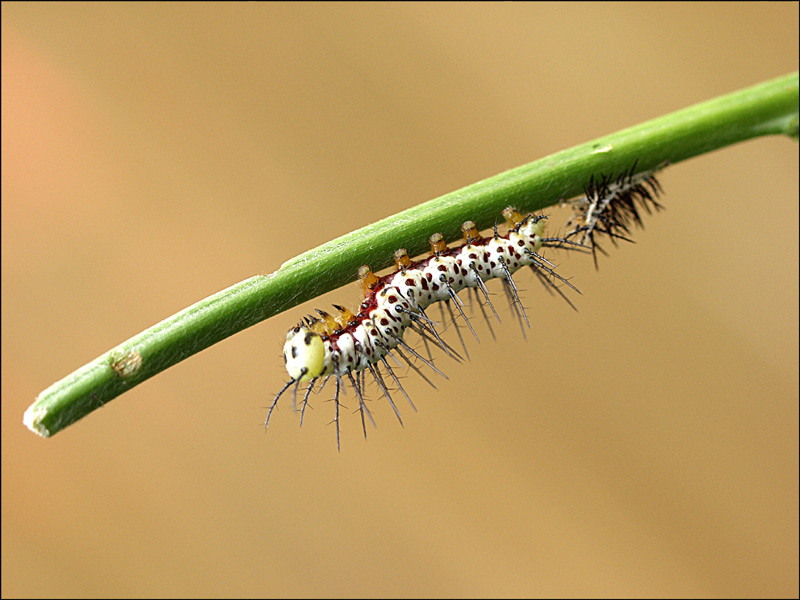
24 71 799 438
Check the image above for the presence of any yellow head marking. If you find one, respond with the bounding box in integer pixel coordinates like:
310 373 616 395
283 327 325 381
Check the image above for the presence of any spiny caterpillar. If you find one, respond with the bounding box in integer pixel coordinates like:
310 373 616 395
267 208 583 449
268 165 664 449
565 161 665 266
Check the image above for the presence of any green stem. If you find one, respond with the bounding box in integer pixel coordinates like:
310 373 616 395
25 72 799 438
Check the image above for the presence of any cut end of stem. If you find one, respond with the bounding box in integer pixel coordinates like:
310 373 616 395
23 402 51 438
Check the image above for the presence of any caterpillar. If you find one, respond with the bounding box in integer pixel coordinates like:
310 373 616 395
266 207 585 448
564 161 665 266
268 165 664 449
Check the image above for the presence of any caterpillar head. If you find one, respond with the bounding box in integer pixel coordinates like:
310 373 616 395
283 326 325 382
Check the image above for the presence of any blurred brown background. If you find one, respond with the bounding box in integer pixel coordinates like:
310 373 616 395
2 3 797 598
